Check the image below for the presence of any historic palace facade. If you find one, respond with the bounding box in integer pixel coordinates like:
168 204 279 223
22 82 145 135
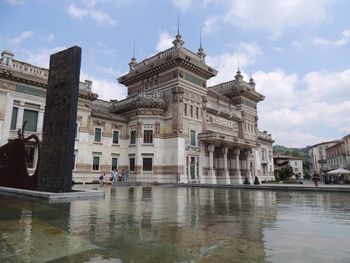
0 33 274 184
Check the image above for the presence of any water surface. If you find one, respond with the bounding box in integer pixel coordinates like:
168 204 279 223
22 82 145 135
1 185 350 262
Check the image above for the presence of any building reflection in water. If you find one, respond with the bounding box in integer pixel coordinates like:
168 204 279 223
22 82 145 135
1 186 350 262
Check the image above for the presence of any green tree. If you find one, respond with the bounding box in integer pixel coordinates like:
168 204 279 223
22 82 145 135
291 150 301 157
279 165 293 180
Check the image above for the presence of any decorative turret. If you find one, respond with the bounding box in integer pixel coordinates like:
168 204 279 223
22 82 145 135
235 69 243 81
129 40 137 71
197 32 206 62
173 32 184 49
129 56 137 71
249 77 256 89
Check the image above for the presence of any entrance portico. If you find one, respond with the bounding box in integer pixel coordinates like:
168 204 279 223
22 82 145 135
198 131 257 184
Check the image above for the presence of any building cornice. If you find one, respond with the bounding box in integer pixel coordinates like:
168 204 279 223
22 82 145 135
118 47 217 86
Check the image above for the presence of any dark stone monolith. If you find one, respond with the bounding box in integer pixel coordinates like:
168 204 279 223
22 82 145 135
37 46 81 193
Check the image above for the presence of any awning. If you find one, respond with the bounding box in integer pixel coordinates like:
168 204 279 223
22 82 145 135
327 168 350 174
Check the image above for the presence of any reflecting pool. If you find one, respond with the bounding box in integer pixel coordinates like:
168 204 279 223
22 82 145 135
1 185 350 262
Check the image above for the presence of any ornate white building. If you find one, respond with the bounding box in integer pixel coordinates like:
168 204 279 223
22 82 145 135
0 33 274 184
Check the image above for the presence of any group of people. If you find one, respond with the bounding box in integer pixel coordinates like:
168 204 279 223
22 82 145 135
99 169 130 185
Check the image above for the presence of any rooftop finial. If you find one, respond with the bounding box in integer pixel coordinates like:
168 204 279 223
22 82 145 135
197 28 206 62
177 13 180 35
173 14 184 49
235 55 243 81
237 55 240 72
249 63 255 88
129 40 137 71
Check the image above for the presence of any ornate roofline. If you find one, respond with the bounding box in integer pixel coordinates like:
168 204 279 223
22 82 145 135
118 47 217 86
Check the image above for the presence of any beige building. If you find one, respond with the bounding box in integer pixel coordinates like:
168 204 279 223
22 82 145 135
308 140 341 175
0 33 274 184
326 134 350 171
273 154 304 179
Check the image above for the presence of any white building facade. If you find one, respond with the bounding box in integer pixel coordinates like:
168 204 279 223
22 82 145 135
0 34 274 184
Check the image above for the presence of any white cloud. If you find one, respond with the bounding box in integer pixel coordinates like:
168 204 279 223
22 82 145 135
312 29 350 47
67 3 117 27
21 46 67 68
47 33 55 43
20 46 126 101
224 0 332 33
5 0 24 5
96 65 117 76
272 47 284 52
155 32 173 53
80 71 127 101
253 69 350 147
203 16 219 35
206 42 262 85
172 0 191 11
11 31 34 45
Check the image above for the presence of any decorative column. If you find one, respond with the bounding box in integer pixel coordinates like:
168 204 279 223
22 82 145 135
187 156 190 182
222 147 230 184
202 96 207 132
233 149 243 184
16 105 24 130
208 144 216 184
241 149 250 184
194 157 198 182
171 86 185 182
172 86 184 134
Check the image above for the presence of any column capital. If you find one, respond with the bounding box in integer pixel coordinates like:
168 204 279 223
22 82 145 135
222 146 228 154
234 149 240 155
208 144 215 152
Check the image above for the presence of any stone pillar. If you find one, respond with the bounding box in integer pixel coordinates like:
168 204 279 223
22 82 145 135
172 87 184 134
208 144 216 184
194 156 198 182
187 156 190 182
241 149 251 184
202 96 207 132
222 147 230 184
16 106 24 130
232 149 243 184
37 111 44 133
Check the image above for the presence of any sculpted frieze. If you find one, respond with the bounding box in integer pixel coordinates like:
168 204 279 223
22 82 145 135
207 114 239 130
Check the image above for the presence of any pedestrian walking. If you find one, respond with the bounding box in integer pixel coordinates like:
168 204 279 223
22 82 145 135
111 169 118 184
312 173 320 187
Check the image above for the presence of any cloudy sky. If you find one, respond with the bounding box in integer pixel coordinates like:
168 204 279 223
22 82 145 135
1 0 350 147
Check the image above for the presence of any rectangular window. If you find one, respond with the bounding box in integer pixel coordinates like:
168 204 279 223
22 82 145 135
190 105 193 118
130 130 136 144
113 130 119 144
112 157 118 171
23 109 38 132
10 107 18 130
143 158 153 171
94 128 102 142
143 130 153 144
184 103 187 116
129 157 135 171
196 107 199 119
93 156 100 171
190 130 196 146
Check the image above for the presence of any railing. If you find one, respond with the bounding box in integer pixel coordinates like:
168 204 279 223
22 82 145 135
2 60 48 79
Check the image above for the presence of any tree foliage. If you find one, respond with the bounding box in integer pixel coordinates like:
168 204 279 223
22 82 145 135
279 165 293 180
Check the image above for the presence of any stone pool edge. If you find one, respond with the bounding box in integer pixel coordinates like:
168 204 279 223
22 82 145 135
171 183 350 193
0 186 105 202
